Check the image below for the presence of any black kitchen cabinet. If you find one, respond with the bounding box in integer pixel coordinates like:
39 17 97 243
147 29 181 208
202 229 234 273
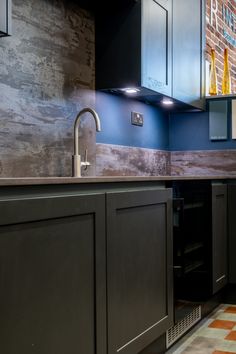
0 0 11 36
172 0 205 110
172 181 212 302
0 192 106 354
171 181 227 303
0 182 173 354
227 184 236 285
96 0 205 110
106 188 173 354
212 184 228 294
96 0 172 97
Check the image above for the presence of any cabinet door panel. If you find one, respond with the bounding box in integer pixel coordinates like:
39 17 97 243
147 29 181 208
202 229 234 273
228 184 236 284
107 189 173 354
142 0 172 96
212 184 227 294
173 0 204 109
0 194 106 354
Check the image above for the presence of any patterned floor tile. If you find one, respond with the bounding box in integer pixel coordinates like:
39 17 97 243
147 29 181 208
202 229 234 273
213 351 236 354
195 327 230 340
216 313 236 322
217 340 236 352
225 307 236 314
225 331 236 341
166 305 236 354
209 320 236 330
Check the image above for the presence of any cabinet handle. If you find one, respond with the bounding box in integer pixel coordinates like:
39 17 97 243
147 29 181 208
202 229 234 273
216 274 226 283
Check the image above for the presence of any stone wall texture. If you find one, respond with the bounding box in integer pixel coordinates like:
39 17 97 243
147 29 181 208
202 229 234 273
96 143 171 177
0 0 96 177
1 1 236 178
171 150 236 176
206 0 236 93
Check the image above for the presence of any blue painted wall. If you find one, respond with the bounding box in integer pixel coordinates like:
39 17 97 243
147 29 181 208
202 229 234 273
95 92 169 150
95 93 236 152
169 99 236 151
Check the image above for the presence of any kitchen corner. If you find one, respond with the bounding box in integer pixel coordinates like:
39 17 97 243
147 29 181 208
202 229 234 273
0 1 236 354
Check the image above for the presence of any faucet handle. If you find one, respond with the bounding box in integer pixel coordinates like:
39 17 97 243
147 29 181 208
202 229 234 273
81 149 91 170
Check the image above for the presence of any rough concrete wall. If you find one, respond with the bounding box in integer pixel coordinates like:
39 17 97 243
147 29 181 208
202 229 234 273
96 143 171 176
0 0 95 177
171 150 236 176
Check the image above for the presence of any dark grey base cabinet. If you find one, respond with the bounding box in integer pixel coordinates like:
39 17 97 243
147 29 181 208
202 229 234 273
212 184 227 294
0 184 173 354
228 184 236 285
0 193 106 354
171 181 227 301
106 189 173 354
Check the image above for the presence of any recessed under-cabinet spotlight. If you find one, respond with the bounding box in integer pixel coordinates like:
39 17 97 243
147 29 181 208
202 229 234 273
162 98 174 105
122 88 140 94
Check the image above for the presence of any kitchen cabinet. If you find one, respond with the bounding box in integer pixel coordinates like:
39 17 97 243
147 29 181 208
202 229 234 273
0 0 11 36
0 192 106 354
212 184 228 294
171 181 212 301
172 0 205 110
106 188 173 354
0 182 173 354
166 180 227 349
170 181 227 301
96 0 204 110
96 0 172 97
142 0 172 96
227 184 236 284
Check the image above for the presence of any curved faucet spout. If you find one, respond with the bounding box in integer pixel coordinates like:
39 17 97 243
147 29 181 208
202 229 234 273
74 107 101 156
72 107 101 177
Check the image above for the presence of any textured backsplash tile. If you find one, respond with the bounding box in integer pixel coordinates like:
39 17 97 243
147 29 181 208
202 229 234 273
171 150 236 176
96 143 171 176
0 0 95 177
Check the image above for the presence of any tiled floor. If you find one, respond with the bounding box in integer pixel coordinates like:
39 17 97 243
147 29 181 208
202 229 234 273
166 304 236 354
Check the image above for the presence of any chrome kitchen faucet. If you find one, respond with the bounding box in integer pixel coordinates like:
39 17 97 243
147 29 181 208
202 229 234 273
72 107 101 177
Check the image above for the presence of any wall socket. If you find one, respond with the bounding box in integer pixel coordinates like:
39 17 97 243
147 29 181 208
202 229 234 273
131 111 144 126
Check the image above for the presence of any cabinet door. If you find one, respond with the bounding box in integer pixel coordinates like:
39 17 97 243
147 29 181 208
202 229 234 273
0 0 11 36
172 0 204 109
228 184 236 284
0 193 106 354
142 0 172 96
212 184 228 294
106 188 173 354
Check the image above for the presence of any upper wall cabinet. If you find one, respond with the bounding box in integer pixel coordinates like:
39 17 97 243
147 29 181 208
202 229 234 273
0 0 11 36
142 0 172 96
95 0 205 110
172 0 205 110
95 0 172 97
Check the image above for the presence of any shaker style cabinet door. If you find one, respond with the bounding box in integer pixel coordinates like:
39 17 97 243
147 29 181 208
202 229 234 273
212 184 228 294
142 0 172 96
172 0 205 109
0 193 106 354
227 184 236 284
106 188 173 354
96 0 172 96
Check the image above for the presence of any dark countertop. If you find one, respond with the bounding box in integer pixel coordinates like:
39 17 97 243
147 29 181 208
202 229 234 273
0 175 235 186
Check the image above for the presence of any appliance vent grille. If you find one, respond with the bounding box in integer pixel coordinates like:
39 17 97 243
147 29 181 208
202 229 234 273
166 305 201 348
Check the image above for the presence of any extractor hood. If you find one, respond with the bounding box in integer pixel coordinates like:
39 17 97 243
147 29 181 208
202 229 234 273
0 0 11 36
